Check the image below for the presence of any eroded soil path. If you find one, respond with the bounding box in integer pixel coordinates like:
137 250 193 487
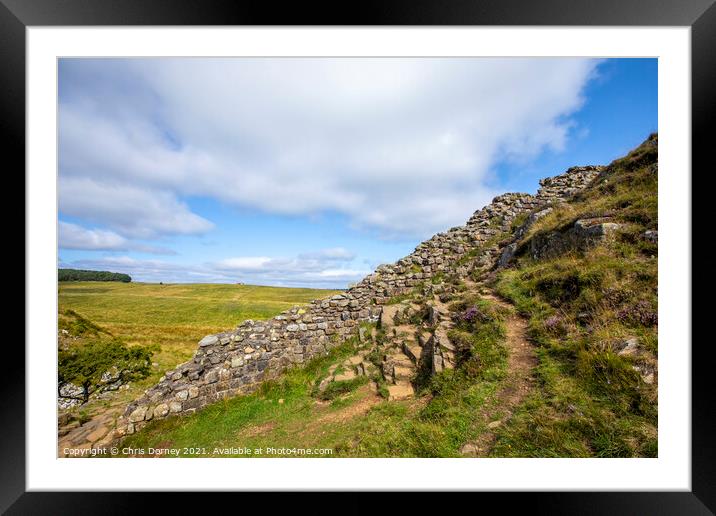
459 288 537 457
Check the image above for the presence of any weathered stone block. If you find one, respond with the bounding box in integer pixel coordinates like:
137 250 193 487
153 403 169 418
199 335 219 347
128 406 148 423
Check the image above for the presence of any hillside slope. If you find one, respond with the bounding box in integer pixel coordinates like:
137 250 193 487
57 283 341 454
115 135 658 457
491 133 658 456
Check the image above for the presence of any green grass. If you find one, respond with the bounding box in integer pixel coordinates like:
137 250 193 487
118 338 364 456
488 135 658 457
59 309 111 337
118 296 510 458
59 282 339 329
316 377 369 401
490 348 657 458
79 136 659 458
339 300 508 457
58 282 340 420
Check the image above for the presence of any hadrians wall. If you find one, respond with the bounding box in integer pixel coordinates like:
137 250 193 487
117 165 601 436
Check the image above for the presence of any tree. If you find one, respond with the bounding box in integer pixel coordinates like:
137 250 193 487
58 268 132 282
58 339 153 404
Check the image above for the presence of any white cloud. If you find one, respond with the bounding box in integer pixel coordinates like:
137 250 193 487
59 221 127 251
298 247 355 261
314 269 369 278
59 221 179 254
63 249 368 289
212 247 370 286
216 257 273 271
59 58 599 240
59 177 213 240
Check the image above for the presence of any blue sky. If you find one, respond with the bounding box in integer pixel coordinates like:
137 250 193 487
58 58 657 288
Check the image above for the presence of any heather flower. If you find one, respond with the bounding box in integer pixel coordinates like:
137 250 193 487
544 315 562 329
461 306 479 323
543 314 568 336
617 300 657 326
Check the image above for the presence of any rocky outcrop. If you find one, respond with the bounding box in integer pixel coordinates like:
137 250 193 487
116 165 602 437
527 217 622 260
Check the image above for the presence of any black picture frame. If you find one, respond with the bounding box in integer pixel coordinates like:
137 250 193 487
4 0 712 512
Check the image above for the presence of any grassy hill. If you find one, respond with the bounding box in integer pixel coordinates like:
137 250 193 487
491 134 658 457
57 282 341 434
114 136 658 458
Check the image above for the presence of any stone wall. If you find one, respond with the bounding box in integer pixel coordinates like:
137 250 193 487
117 165 602 437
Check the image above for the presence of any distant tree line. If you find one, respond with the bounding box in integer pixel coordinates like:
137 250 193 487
59 268 132 283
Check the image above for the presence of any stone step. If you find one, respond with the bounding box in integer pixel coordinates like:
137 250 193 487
379 304 401 330
356 361 376 377
345 355 363 366
334 368 357 382
387 383 414 401
402 342 422 365
391 354 414 368
393 365 414 382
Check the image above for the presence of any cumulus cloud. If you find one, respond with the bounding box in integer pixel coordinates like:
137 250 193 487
59 177 213 240
59 58 599 241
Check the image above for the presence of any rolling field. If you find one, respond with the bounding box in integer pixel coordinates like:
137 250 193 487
58 282 341 419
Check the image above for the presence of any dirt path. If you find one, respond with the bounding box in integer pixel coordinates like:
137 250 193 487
459 289 537 457
313 385 383 425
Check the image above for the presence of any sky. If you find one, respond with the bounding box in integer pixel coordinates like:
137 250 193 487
57 57 657 288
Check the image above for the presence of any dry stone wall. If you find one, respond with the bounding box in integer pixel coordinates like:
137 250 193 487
117 165 602 437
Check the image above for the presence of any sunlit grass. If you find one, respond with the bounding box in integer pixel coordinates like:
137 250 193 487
58 282 341 420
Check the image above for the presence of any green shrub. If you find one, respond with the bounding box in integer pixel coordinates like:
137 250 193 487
58 339 153 403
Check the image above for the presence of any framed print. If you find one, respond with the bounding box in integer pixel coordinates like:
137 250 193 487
5 0 713 511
